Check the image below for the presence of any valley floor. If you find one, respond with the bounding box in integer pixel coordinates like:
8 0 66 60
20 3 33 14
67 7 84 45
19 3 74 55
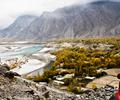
0 38 120 99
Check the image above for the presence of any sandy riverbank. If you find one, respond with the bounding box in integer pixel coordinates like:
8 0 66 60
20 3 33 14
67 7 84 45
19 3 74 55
0 44 56 77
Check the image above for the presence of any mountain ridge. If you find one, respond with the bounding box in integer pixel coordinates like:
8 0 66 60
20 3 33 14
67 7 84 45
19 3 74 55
0 1 120 41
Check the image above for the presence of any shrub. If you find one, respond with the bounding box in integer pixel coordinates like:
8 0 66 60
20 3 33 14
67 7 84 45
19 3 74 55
96 71 107 78
27 74 47 82
63 78 73 86
68 84 81 94
92 83 97 90
59 70 73 76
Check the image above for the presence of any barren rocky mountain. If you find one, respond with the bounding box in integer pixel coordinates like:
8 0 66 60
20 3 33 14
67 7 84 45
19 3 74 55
0 15 37 41
0 1 120 41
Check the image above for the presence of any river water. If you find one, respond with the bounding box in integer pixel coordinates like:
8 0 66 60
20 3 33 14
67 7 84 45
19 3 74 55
0 45 43 61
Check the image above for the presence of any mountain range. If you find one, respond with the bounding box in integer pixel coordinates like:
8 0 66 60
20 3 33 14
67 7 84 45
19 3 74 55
0 0 120 41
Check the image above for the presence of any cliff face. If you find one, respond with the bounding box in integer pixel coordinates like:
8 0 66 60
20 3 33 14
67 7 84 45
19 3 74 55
1 1 120 41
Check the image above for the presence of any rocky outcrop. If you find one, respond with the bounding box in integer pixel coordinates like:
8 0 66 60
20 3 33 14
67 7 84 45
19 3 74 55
80 85 117 100
0 64 10 75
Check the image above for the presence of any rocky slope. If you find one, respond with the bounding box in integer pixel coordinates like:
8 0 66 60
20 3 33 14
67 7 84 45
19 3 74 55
0 15 37 41
0 64 75 100
1 1 120 41
0 64 118 100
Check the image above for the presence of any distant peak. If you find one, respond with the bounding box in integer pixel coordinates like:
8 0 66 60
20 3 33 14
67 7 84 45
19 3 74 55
17 15 37 19
90 0 119 4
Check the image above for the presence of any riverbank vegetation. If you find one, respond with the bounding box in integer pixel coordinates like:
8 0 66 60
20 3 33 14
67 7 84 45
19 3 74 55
28 37 120 94
53 37 120 45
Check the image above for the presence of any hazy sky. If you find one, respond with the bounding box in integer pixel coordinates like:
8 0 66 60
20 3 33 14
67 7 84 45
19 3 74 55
0 0 115 29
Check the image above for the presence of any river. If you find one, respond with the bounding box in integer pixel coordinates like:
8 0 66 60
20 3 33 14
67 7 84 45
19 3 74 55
0 44 43 61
